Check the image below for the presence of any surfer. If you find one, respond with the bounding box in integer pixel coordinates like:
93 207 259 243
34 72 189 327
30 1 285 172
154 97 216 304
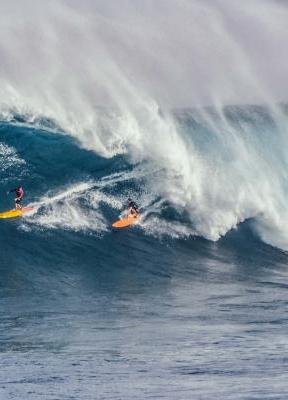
9 186 25 210
111 199 140 228
128 198 139 217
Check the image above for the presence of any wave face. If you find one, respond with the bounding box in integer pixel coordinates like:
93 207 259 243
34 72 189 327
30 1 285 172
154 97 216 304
1 1 288 399
1 104 288 249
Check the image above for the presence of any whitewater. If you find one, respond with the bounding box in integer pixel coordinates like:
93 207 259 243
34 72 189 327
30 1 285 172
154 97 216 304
0 1 288 399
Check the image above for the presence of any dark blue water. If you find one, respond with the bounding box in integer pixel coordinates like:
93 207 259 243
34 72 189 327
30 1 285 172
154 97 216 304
1 115 288 399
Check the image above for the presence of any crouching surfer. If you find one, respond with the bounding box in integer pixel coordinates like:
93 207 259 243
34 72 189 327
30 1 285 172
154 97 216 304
9 186 25 210
111 198 140 228
127 198 139 217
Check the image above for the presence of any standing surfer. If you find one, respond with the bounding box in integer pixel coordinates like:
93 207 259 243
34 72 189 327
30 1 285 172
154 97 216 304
9 186 25 209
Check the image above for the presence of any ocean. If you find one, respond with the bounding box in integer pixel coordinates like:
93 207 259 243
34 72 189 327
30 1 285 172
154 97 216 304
0 105 288 399
1 0 288 398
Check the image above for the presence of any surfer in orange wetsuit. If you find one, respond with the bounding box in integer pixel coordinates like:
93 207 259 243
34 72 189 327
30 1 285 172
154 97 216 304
128 198 139 217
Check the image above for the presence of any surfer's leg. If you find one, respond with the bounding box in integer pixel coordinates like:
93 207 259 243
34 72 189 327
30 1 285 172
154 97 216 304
15 198 22 210
130 208 136 216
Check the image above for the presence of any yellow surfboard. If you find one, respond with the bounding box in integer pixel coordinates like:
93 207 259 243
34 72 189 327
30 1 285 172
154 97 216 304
0 207 34 219
112 214 140 228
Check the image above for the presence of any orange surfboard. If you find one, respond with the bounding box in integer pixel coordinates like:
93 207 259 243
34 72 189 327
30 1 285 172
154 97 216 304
112 214 140 228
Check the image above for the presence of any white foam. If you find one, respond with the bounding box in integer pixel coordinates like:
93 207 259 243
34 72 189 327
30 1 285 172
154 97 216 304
24 182 108 233
0 143 26 180
140 215 196 240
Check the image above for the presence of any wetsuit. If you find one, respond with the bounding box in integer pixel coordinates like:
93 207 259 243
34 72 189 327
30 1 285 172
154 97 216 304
128 200 139 216
10 187 25 209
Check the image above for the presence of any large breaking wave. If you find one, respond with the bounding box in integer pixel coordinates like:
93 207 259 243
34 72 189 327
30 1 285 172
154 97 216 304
0 0 288 250
1 103 288 252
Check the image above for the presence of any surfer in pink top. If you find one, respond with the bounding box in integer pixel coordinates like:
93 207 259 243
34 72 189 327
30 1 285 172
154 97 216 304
9 186 25 209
